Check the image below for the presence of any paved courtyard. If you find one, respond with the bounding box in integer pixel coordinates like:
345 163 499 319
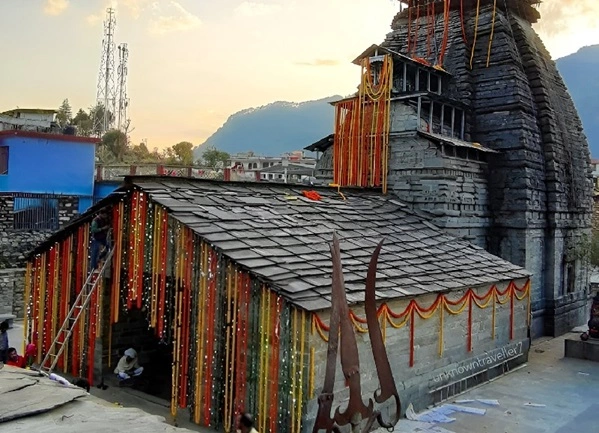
6 322 599 433
394 332 599 433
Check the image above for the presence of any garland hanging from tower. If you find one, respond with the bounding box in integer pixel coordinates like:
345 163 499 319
333 54 393 193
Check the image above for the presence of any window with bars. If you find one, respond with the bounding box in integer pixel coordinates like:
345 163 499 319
13 196 59 231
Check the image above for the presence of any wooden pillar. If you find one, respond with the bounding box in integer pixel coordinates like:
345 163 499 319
429 101 434 133
451 107 455 138
415 69 420 92
427 72 431 92
438 76 442 95
95 165 103 181
440 104 445 135
417 97 422 130
460 110 466 140
403 63 407 92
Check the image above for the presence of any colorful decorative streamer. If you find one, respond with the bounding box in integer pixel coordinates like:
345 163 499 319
333 54 393 193
24 191 334 433
313 280 531 368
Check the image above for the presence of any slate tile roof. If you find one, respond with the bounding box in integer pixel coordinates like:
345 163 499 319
130 177 530 311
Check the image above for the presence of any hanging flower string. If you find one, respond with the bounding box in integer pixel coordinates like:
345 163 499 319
313 280 531 367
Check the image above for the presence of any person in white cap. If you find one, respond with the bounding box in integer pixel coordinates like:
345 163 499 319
114 348 144 381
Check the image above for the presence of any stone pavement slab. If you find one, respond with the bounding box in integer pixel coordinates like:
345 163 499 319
0 367 196 432
382 332 599 433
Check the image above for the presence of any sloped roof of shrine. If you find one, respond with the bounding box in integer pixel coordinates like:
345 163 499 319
132 177 529 310
29 177 530 311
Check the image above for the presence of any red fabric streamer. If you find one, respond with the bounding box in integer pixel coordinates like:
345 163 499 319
460 0 469 44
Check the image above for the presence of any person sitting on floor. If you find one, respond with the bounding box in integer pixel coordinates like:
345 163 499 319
237 413 259 433
114 348 144 381
5 347 26 368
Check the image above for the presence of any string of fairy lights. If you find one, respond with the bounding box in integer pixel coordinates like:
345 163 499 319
23 187 530 433
24 190 311 433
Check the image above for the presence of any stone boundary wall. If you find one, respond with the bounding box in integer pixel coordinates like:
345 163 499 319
0 268 26 318
303 279 530 432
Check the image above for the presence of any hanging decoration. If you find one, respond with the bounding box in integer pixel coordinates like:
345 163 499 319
469 0 481 70
486 0 497 67
436 0 451 67
333 54 393 193
24 190 313 433
313 280 531 367
460 0 469 44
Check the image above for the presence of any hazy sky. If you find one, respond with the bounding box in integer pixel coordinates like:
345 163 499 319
1 0 597 150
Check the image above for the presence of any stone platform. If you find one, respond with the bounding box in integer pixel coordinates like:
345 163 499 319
564 336 599 362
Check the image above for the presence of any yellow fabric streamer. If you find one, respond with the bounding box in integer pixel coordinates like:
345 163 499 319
470 0 481 70
486 0 497 68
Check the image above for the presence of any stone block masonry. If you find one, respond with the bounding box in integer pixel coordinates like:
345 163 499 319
380 5 593 337
0 268 25 318
0 194 80 318
303 279 530 433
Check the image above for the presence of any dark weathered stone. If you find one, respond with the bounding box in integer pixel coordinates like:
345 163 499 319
313 3 592 337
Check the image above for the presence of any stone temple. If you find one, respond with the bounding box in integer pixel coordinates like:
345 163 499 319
308 0 593 338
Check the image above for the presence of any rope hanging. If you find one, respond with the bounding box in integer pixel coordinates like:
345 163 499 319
460 0 468 44
407 1 413 53
426 0 433 59
486 0 498 67
469 0 481 70
437 0 450 66
412 0 421 56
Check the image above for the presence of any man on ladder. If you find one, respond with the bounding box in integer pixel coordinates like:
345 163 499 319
36 207 115 379
90 209 111 271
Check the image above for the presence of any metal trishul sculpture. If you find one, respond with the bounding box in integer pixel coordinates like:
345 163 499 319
313 234 401 433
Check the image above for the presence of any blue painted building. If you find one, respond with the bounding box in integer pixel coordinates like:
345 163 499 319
0 130 99 212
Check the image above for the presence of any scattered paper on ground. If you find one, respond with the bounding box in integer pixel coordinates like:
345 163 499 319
476 399 500 406
405 402 486 424
524 402 546 407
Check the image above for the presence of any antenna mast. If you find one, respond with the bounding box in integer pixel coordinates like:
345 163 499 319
94 7 117 137
116 43 130 133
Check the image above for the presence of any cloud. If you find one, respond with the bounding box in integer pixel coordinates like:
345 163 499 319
536 0 599 37
295 59 341 67
43 0 69 16
234 1 282 17
149 1 202 35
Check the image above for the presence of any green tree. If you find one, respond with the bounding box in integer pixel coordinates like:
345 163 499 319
72 109 93 136
201 146 230 169
101 129 128 162
90 103 114 137
57 99 72 128
171 141 194 165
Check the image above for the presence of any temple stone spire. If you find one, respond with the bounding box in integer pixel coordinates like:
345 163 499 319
379 0 593 337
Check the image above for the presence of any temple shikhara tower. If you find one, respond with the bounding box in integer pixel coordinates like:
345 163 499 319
314 0 593 337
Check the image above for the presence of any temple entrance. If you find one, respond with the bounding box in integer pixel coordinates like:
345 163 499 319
102 307 173 402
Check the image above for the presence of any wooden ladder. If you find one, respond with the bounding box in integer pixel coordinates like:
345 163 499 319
37 247 114 376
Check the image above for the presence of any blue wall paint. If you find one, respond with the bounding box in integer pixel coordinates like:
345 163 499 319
93 181 121 201
0 135 95 195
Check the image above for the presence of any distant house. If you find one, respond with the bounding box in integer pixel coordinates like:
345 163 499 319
259 162 316 183
0 108 60 134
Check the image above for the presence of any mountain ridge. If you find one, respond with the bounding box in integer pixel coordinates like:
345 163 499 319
194 44 599 159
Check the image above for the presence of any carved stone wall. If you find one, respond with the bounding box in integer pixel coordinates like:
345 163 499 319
388 104 491 248
303 280 530 432
381 5 593 337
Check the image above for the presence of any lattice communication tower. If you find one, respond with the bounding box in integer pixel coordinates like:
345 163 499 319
94 8 117 137
116 43 130 133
